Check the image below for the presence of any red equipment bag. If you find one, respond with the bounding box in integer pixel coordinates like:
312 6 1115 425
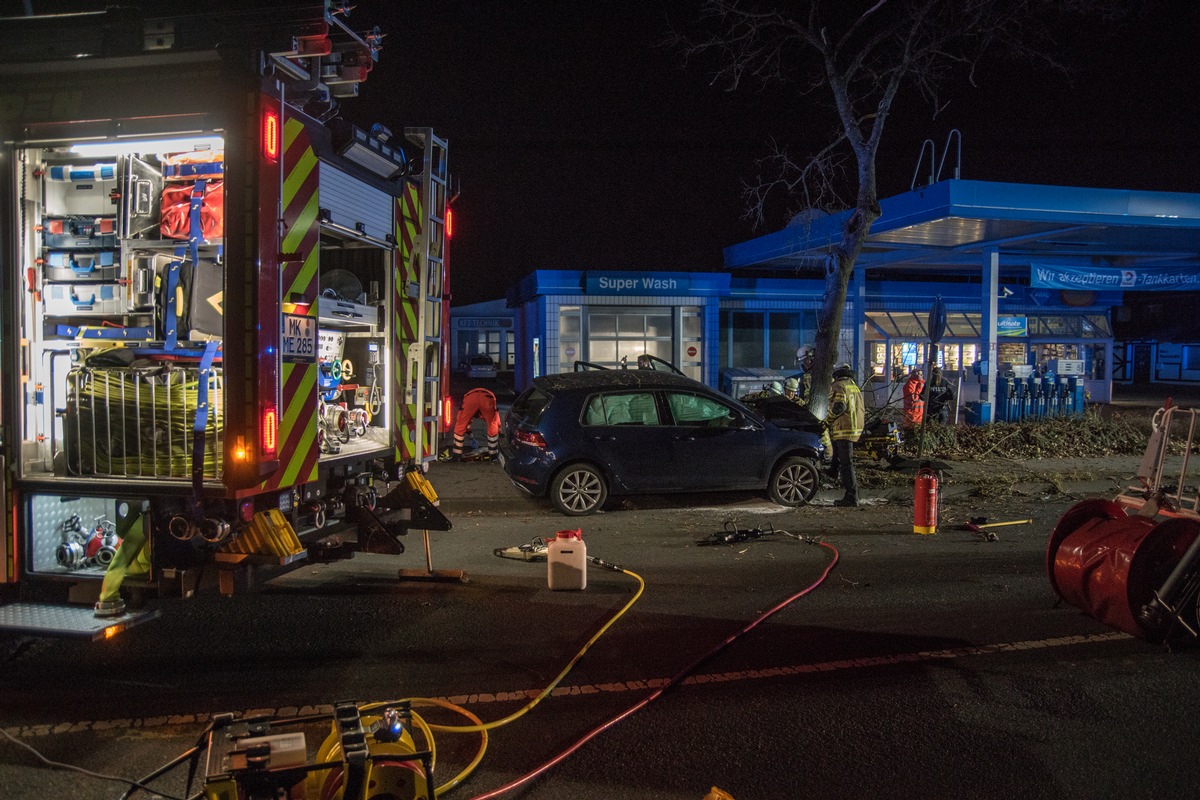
159 150 224 241
160 180 224 240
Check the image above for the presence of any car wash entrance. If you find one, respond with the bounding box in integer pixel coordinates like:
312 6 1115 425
558 305 702 378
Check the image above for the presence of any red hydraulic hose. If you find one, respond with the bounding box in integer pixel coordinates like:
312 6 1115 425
468 539 840 800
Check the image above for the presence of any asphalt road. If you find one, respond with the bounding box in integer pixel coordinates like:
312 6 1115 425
1 484 1198 800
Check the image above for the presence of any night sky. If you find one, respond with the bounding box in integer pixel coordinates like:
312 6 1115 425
12 0 1198 307
347 1 1199 307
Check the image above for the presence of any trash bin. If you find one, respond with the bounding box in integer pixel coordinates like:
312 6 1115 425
964 401 991 426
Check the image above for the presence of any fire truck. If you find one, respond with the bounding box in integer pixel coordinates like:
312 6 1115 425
0 2 451 636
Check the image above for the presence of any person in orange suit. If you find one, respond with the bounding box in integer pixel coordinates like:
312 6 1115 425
902 368 925 429
452 387 500 461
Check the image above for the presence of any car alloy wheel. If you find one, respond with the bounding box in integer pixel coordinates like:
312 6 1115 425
769 457 819 506
550 464 608 516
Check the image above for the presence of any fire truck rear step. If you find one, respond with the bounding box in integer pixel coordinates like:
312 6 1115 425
0 601 159 639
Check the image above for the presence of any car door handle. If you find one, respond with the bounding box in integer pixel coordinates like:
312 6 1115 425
673 435 695 442
590 435 615 442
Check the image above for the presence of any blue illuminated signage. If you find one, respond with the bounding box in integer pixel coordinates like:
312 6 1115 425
585 272 692 295
1031 263 1200 292
997 316 1027 337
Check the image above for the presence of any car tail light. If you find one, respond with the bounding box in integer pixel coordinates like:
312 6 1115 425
515 429 547 449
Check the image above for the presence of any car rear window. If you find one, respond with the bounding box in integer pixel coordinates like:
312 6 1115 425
510 387 552 424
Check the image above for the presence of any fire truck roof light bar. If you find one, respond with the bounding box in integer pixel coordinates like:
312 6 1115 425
70 135 223 157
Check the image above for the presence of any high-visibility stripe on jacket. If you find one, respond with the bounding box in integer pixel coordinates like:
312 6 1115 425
828 377 864 442
903 373 925 427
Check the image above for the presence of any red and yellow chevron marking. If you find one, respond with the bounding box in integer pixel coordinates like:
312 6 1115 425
261 115 320 491
394 183 423 462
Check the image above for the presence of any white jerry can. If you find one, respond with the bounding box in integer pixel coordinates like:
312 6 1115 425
548 529 587 591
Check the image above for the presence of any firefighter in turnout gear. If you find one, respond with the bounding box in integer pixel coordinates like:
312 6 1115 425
795 344 816 404
452 387 501 461
827 364 865 507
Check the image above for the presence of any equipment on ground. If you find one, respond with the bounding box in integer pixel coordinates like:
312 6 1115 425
697 522 780 546
913 467 939 534
963 517 1032 541
201 702 434 800
1048 403 1200 643
0 2 455 637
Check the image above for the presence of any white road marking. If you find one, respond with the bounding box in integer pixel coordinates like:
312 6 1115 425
2 631 1131 738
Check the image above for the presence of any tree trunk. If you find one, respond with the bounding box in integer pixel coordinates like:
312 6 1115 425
807 174 880 418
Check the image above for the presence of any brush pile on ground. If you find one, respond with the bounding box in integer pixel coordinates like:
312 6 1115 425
898 409 1152 461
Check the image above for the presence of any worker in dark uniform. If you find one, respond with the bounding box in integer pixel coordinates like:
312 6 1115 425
926 366 956 424
826 364 865 508
452 387 500 461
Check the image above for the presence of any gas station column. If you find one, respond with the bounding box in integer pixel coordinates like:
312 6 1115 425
980 248 999 422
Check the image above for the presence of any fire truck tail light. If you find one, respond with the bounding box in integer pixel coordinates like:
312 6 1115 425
445 207 453 239
442 396 452 423
233 436 248 462
262 406 278 455
262 108 280 162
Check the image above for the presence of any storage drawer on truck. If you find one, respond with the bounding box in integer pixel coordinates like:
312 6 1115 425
43 162 118 217
41 216 117 249
44 250 119 282
43 282 127 316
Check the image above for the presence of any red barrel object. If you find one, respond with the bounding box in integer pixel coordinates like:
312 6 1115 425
1047 499 1200 640
913 468 938 534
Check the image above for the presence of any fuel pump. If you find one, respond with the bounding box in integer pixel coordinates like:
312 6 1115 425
1040 369 1056 417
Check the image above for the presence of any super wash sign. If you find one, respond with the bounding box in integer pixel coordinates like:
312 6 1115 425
1031 263 1200 291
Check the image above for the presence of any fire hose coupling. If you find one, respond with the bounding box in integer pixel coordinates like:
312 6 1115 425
200 518 232 544
370 703 411 744
169 514 199 541
586 555 624 573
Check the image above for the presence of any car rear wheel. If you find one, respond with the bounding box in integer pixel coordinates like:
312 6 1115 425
550 464 608 516
769 457 819 506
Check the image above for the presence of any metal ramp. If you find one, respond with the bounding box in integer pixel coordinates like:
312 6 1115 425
0 602 159 640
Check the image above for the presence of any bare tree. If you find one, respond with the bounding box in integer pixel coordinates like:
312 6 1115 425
672 0 1125 415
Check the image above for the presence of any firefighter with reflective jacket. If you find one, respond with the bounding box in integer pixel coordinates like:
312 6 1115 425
826 364 865 508
902 368 925 429
795 344 816 404
451 387 500 461
740 381 783 402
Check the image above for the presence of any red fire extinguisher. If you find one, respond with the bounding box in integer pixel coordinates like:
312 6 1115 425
913 467 938 534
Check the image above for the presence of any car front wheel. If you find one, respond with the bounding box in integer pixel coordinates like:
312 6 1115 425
768 457 819 506
550 464 608 516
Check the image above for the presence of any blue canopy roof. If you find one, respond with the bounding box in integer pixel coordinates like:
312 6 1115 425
723 179 1200 280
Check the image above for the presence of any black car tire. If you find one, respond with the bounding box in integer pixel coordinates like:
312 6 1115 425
550 463 608 516
768 457 819 506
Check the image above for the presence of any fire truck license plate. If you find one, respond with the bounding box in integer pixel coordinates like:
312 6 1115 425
282 314 317 362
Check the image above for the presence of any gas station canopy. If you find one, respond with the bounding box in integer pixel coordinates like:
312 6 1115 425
724 179 1200 283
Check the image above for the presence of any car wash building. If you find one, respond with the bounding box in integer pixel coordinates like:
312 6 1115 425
497 180 1200 421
